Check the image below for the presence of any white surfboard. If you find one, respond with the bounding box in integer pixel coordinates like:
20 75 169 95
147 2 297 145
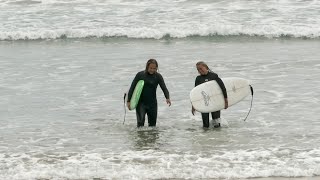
190 77 251 113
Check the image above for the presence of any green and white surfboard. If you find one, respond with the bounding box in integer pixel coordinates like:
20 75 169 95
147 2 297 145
129 80 144 110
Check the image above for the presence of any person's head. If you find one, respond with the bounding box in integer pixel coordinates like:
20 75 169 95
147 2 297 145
196 61 210 75
145 59 158 74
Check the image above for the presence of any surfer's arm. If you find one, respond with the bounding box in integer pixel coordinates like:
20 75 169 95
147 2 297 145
216 77 227 98
127 72 141 102
216 77 229 109
195 76 201 86
158 74 171 106
192 76 201 114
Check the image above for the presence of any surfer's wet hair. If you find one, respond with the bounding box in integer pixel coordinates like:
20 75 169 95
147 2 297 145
196 61 212 72
145 59 158 72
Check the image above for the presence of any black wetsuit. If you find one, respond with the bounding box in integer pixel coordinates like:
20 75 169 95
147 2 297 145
195 71 227 128
128 71 170 127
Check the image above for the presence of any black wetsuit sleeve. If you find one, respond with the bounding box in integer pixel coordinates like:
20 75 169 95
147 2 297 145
127 72 141 102
158 73 170 99
195 76 200 87
216 77 228 98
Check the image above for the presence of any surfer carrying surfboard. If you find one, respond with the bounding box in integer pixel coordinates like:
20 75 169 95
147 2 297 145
127 59 171 127
191 61 228 128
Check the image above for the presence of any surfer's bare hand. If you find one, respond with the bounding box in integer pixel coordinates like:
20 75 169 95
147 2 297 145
224 98 229 109
127 102 130 110
191 106 195 115
166 99 171 106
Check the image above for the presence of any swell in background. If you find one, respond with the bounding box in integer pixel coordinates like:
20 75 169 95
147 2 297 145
0 0 319 40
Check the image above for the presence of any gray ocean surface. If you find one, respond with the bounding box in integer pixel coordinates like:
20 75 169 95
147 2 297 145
1 0 320 179
1 37 320 179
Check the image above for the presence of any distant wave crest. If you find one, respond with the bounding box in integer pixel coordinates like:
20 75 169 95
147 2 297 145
1 26 319 40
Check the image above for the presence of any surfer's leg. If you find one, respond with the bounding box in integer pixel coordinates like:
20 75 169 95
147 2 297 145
136 103 146 127
211 111 220 119
201 113 210 128
146 105 158 127
211 111 221 128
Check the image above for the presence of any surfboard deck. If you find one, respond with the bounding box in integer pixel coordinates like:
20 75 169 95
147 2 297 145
190 77 250 113
129 80 144 110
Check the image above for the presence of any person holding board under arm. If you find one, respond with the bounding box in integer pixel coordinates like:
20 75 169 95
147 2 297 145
127 59 171 127
191 61 228 128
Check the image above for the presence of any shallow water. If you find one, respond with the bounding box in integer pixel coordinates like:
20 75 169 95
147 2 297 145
1 37 320 179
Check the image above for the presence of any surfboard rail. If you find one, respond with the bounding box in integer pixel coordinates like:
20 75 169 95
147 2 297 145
129 80 144 110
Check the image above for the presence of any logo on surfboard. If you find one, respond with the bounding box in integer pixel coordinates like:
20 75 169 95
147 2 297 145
201 91 210 106
232 85 236 93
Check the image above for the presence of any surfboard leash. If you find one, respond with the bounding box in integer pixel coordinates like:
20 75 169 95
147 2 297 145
243 85 254 121
123 93 127 125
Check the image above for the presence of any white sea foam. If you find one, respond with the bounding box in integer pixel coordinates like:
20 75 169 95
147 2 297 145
1 148 320 179
0 25 319 40
0 0 319 40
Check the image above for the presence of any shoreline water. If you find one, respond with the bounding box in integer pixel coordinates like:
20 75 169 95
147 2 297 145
1 35 319 179
1 0 320 178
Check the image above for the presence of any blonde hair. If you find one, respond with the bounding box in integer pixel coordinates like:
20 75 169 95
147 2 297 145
196 61 209 70
196 61 214 73
145 59 158 73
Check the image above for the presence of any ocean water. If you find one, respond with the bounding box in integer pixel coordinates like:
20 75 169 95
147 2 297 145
1 0 320 180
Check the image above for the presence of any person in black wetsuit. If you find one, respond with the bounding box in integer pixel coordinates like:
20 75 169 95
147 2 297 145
191 61 228 128
127 59 171 127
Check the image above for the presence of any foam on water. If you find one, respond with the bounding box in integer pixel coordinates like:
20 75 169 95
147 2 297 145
0 0 319 40
1 148 320 179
